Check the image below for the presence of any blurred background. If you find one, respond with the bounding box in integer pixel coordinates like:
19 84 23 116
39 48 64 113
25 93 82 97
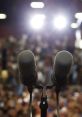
0 0 82 117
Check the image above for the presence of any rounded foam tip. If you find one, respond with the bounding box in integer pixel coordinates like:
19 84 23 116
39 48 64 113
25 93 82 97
17 50 35 63
55 50 73 66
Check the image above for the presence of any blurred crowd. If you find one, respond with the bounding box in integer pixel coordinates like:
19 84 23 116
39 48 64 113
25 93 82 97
0 35 82 117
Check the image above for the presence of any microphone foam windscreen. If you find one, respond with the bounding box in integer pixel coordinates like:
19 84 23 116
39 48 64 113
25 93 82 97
17 50 37 87
54 50 73 77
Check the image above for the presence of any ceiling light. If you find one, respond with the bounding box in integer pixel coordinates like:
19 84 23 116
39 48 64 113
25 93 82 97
71 23 78 29
75 12 82 21
0 13 7 19
30 2 44 8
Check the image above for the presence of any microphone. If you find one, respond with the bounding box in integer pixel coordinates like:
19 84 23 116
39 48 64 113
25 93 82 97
52 50 73 91
17 50 37 92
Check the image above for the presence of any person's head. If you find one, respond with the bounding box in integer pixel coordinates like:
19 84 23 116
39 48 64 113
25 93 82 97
60 107 68 117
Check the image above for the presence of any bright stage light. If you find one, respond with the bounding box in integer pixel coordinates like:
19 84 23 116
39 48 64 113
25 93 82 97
75 12 82 21
30 14 46 30
75 30 82 49
79 40 82 49
75 39 82 49
30 2 44 8
76 30 81 40
53 15 67 30
71 23 78 29
0 13 7 19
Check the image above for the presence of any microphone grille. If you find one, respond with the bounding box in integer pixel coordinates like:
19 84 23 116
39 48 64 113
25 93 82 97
17 50 35 64
54 50 73 66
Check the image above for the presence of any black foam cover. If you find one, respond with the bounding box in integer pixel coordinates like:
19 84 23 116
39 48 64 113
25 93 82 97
17 50 37 88
52 50 73 91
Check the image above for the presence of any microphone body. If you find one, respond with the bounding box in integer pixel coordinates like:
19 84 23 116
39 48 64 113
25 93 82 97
17 50 37 91
52 50 73 91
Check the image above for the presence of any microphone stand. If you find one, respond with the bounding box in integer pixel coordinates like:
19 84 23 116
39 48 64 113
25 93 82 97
27 84 60 117
40 87 48 117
